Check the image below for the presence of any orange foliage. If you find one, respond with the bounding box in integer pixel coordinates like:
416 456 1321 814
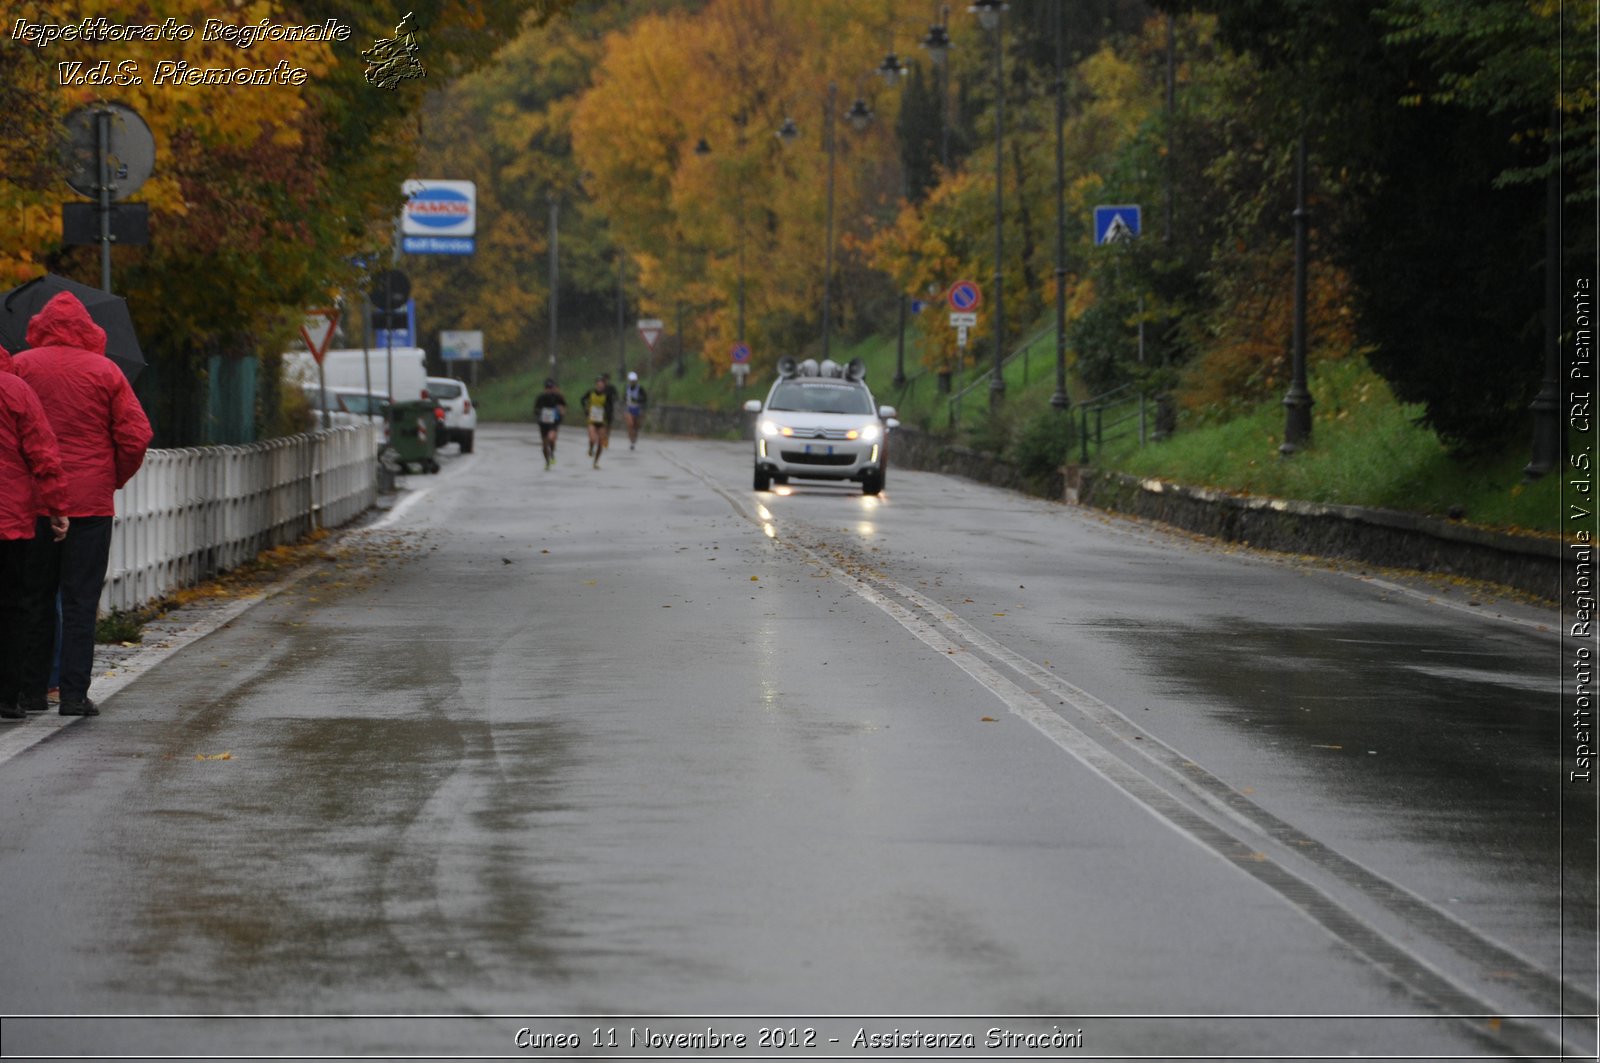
1178 242 1361 417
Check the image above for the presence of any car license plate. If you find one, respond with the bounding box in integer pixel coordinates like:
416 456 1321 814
803 444 833 456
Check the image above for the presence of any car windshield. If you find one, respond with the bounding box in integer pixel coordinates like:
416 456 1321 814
430 382 462 400
767 381 873 415
338 393 388 415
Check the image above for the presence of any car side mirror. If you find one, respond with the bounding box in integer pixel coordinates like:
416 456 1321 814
885 418 900 430
878 405 897 419
742 399 762 413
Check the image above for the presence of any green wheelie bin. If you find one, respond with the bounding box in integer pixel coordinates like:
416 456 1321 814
387 399 441 473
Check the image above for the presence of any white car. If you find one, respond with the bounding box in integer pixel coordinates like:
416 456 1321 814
427 376 478 453
303 385 391 445
742 358 897 495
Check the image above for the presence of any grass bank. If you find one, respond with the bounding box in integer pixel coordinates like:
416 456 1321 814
1097 358 1559 536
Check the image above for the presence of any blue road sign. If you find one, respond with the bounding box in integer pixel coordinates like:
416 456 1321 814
403 235 475 255
1094 205 1141 246
731 342 751 364
910 299 925 314
947 280 981 311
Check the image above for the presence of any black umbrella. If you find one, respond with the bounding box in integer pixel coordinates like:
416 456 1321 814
0 274 147 382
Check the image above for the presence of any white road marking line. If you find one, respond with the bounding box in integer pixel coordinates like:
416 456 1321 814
661 447 1577 1056
364 486 432 530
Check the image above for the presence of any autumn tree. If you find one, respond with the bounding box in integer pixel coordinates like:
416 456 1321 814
571 0 909 376
2 0 543 444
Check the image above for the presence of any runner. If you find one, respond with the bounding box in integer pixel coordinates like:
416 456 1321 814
580 374 615 469
623 370 648 450
533 378 566 469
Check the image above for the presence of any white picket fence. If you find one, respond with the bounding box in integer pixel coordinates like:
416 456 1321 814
102 424 380 612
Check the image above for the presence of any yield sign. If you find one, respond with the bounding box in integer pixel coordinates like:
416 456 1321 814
300 307 339 364
637 317 664 351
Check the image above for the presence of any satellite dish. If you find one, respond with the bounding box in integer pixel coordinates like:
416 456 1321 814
62 103 155 201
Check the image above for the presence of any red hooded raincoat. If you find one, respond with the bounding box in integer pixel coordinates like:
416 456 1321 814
14 292 152 518
0 344 69 539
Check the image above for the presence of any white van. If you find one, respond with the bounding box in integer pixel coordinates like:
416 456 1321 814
284 347 433 405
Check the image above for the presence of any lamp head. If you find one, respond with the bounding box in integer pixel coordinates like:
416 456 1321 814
845 98 873 131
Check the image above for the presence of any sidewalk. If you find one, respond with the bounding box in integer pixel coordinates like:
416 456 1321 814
0 491 420 761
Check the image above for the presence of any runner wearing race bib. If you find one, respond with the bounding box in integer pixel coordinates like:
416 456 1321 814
579 374 616 469
622 370 648 451
532 379 566 469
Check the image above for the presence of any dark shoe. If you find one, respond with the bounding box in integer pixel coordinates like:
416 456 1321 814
59 699 99 717
0 702 22 720
18 695 47 714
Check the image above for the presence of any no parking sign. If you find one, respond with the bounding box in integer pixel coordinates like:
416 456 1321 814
947 280 982 312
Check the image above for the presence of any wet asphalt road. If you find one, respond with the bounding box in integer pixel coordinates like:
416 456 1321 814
0 424 1591 1060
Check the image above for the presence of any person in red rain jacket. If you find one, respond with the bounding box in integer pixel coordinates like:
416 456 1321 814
14 292 152 718
0 343 70 720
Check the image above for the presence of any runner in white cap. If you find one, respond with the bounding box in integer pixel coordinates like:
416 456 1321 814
623 371 648 451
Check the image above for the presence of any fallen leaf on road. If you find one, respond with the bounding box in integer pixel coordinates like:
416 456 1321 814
194 752 232 761
1311 744 1343 750
980 716 997 722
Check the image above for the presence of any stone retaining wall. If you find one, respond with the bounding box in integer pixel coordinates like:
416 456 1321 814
1073 469 1565 601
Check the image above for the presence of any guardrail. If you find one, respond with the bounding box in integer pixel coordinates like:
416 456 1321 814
103 424 380 612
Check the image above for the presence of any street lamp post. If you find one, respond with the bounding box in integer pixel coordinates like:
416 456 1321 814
615 250 627 380
1280 132 1314 455
778 84 871 362
921 8 952 171
547 190 559 381
822 82 839 361
696 123 749 353
1050 0 1069 415
879 45 911 390
675 299 686 377
1524 110 1563 481
971 0 1007 411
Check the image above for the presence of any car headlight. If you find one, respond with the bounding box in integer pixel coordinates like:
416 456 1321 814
858 423 881 442
759 419 780 437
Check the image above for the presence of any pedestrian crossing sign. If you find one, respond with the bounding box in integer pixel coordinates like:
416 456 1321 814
1094 205 1141 246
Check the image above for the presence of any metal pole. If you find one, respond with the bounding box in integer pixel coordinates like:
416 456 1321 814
1280 131 1313 455
676 300 686 377
1138 293 1147 446
737 115 747 346
97 108 112 292
616 253 627 379
361 293 374 422
823 81 838 362
1165 15 1176 246
989 9 1006 410
939 4 950 170
894 295 908 387
548 190 560 380
384 270 394 410
1525 109 1563 481
1051 0 1070 415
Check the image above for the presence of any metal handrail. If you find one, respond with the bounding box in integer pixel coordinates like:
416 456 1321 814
946 324 1057 429
1077 381 1149 462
